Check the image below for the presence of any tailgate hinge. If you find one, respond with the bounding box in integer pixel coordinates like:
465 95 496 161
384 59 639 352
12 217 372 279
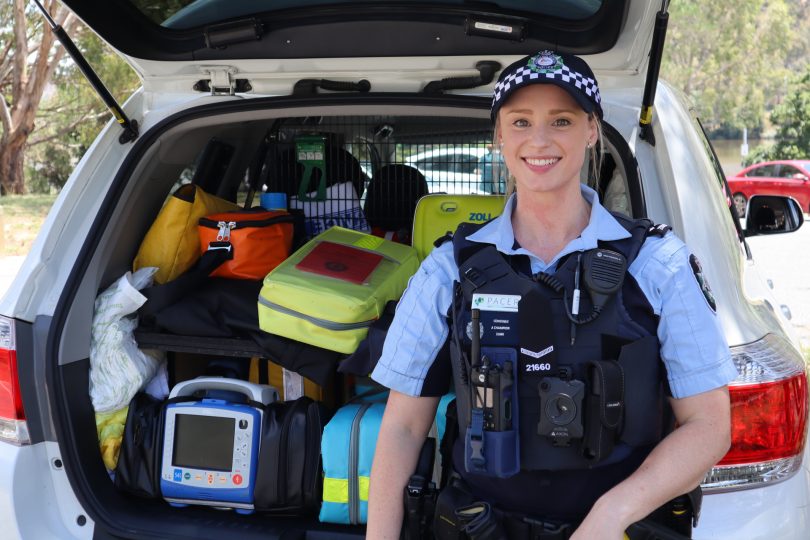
195 67 252 95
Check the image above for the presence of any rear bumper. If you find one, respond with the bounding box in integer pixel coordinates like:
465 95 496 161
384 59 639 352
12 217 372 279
0 440 93 540
695 459 810 539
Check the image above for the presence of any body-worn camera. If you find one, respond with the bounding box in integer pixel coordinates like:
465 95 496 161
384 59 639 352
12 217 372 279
537 377 585 446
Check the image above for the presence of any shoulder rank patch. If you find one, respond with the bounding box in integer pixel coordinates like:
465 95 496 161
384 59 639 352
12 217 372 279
646 223 672 238
689 254 716 312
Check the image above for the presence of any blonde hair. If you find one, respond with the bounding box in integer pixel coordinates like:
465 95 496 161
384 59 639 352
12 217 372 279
495 113 605 201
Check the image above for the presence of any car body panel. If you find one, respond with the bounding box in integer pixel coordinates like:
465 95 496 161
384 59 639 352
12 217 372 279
697 439 810 539
0 441 93 540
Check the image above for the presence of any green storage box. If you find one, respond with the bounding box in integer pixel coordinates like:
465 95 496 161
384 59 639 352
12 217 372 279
258 226 419 354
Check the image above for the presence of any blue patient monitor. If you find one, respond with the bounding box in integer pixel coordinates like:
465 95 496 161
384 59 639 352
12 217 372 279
160 377 277 514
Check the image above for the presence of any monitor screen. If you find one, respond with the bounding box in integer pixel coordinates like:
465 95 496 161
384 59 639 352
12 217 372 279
173 413 235 472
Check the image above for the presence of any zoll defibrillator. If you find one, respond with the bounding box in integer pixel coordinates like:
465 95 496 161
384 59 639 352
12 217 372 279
160 377 277 513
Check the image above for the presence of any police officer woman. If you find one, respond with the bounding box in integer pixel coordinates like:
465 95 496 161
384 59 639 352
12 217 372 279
367 51 736 540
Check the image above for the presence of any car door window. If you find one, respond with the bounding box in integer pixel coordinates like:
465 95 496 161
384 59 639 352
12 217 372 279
414 158 435 172
458 155 479 174
777 165 807 179
745 165 777 177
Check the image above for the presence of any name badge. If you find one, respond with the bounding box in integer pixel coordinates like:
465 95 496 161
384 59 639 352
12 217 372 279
471 293 520 312
470 294 520 346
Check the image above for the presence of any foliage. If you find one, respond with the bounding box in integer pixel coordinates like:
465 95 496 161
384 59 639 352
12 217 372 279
743 69 810 166
662 0 798 135
129 0 194 25
25 144 72 193
23 21 140 193
0 0 78 194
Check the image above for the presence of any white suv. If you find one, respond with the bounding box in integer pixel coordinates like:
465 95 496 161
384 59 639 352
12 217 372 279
1 1 808 539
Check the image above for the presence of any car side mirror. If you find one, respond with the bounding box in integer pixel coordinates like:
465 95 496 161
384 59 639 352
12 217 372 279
743 195 804 237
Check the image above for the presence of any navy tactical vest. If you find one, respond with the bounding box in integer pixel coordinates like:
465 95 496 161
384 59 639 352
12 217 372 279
447 214 670 520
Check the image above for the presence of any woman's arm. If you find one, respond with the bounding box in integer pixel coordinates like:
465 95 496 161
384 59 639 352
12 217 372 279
571 386 731 540
367 390 440 540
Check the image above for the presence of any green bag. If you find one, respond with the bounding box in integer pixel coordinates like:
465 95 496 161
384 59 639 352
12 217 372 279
258 226 419 354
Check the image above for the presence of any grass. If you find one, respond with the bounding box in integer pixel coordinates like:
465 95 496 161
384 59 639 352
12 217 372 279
0 193 59 256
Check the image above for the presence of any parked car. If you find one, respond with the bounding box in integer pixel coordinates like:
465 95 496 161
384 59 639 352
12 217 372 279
727 160 810 217
1 1 808 540
404 147 488 194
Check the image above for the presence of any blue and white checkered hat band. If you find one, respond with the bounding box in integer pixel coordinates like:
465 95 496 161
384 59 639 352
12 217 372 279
491 62 601 115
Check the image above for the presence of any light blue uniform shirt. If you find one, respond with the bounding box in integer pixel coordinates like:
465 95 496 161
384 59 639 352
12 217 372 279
371 185 738 399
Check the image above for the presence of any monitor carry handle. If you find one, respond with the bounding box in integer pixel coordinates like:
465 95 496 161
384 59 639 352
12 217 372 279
169 376 278 405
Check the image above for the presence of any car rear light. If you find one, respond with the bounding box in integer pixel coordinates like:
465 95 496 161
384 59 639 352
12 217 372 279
702 334 808 492
0 315 30 445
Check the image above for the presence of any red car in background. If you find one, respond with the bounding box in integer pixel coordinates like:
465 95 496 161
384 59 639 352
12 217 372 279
727 160 810 217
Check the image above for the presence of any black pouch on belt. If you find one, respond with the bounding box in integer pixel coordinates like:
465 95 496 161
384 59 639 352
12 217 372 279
455 502 507 540
633 485 702 539
582 360 624 461
433 480 477 540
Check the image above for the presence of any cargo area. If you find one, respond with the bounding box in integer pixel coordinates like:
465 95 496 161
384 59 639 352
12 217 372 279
46 96 641 539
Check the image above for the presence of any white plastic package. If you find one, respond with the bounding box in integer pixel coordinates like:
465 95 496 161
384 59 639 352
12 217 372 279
89 267 165 413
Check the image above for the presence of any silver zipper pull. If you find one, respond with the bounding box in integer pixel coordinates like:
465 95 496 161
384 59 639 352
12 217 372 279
216 221 229 241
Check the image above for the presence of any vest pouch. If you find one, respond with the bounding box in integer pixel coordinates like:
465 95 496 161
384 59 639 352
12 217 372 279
114 392 166 499
616 335 665 447
583 360 624 462
253 397 329 514
464 421 519 479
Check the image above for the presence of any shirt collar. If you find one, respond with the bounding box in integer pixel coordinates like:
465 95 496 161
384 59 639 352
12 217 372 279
466 184 631 265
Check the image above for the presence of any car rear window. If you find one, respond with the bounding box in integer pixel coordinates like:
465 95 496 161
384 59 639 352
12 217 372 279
129 0 606 29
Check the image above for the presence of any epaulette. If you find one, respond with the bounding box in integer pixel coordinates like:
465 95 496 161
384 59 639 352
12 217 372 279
646 223 672 238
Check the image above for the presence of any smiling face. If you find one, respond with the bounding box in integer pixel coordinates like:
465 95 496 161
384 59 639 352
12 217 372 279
497 84 596 197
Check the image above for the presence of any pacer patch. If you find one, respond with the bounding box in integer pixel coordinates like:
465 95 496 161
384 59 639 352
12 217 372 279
689 254 716 312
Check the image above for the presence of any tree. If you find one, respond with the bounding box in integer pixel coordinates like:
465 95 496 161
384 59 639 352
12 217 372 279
0 0 77 194
743 69 810 165
662 0 794 136
23 23 139 193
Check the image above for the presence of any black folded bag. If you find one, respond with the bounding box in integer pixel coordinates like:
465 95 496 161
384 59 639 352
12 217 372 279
114 392 166 499
253 396 332 514
146 278 341 386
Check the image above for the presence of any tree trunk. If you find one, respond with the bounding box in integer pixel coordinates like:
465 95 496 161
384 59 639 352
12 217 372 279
0 2 76 195
0 137 27 195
